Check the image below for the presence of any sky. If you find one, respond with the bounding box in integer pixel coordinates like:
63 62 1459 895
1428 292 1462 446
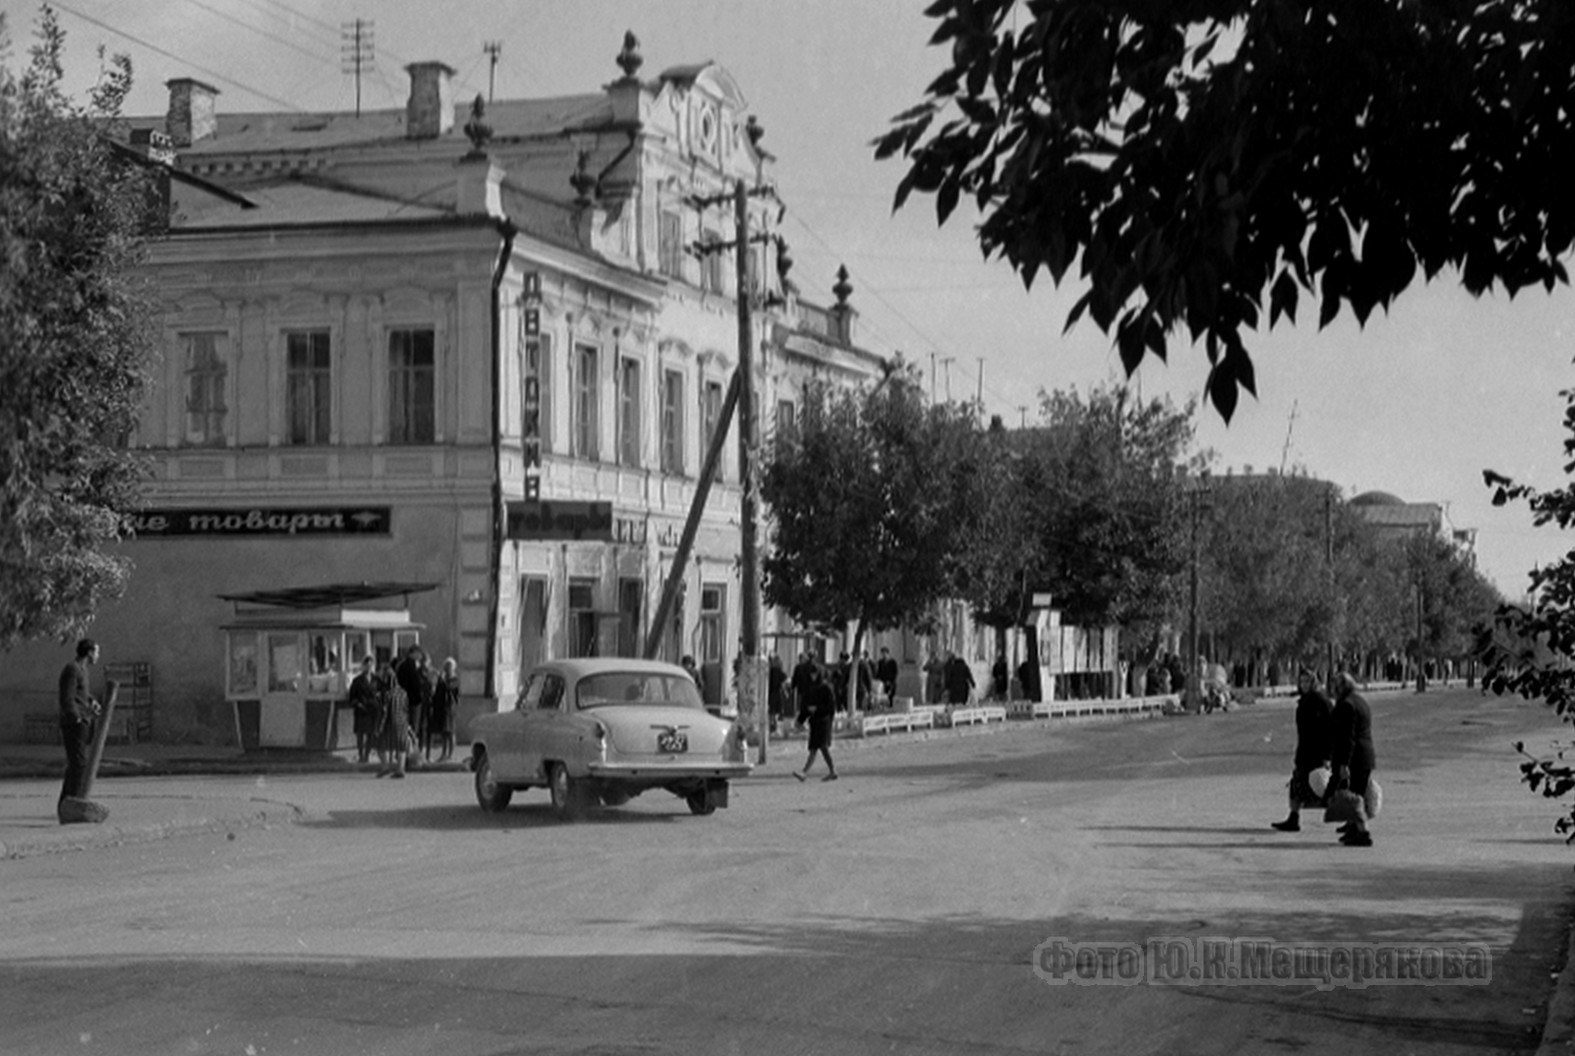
7 0 1573 598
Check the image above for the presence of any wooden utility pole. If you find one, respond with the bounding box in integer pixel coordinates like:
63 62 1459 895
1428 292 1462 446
734 181 765 760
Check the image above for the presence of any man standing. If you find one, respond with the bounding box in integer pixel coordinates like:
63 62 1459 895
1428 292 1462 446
396 646 430 765
1329 671 1377 847
876 647 899 706
1271 669 1333 832
57 638 108 824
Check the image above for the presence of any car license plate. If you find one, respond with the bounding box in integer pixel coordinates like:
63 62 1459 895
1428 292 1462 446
657 731 688 754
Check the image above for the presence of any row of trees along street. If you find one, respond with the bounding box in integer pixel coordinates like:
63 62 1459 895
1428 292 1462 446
761 367 1501 690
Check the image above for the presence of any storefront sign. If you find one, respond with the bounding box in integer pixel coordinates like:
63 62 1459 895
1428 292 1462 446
507 500 614 541
128 507 391 537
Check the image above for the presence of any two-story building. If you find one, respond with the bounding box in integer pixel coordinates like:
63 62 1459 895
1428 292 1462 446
0 35 887 748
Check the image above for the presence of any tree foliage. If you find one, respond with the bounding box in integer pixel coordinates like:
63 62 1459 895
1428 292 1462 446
1479 386 1575 721
876 0 1575 419
760 365 984 643
1200 474 1337 663
1010 384 1194 631
0 7 155 647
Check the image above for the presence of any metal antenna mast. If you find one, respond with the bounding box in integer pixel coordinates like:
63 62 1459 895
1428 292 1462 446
1279 399 1299 475
340 19 375 117
484 41 503 103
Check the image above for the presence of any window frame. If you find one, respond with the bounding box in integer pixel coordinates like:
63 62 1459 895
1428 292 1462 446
386 327 437 445
284 329 332 446
661 368 685 475
617 355 641 467
572 342 600 461
181 331 229 447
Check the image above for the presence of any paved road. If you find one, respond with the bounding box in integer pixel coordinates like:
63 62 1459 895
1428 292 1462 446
2 686 1573 1055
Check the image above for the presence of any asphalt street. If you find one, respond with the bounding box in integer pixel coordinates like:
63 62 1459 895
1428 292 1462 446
2 685 1574 1055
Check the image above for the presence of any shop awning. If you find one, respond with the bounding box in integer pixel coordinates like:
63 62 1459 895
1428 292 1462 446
218 582 439 610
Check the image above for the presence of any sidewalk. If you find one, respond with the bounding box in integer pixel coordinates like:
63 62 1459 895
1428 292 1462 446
0 744 463 860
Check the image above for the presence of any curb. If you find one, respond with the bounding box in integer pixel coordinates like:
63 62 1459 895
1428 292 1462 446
0 797 310 861
1538 906 1575 1056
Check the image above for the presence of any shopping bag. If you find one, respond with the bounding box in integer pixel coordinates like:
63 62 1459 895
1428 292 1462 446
1364 777 1383 819
1323 788 1365 824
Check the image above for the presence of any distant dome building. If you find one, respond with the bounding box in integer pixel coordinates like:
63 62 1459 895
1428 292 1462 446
1348 490 1478 564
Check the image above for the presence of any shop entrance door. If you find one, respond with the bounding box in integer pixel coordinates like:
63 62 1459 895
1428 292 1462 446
260 632 307 747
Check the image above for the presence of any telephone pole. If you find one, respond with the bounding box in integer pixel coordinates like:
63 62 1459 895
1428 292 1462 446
340 19 375 118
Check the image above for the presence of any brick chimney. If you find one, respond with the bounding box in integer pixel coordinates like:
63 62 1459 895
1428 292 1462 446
166 78 219 147
406 62 457 139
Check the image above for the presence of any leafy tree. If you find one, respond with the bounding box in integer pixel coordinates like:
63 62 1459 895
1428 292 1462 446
760 365 985 659
0 7 155 647
876 0 1575 419
1198 474 1337 668
995 385 1194 634
1480 392 1575 718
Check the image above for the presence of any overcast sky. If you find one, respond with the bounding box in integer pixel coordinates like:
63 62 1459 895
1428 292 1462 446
10 0 1573 597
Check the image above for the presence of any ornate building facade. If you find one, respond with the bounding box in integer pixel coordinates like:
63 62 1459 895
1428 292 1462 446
0 37 886 746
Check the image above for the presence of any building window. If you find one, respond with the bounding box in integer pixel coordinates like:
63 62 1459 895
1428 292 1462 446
182 332 228 446
569 579 598 658
285 330 331 445
617 356 641 467
702 378 724 455
573 343 600 460
775 398 796 447
661 369 684 475
658 210 684 280
700 228 724 293
387 328 436 444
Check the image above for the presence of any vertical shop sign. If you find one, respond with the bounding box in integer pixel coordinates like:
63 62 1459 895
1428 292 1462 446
522 272 543 502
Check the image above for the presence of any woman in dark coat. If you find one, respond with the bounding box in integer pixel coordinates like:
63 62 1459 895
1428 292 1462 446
1329 671 1377 846
347 656 379 763
375 661 410 779
426 657 459 762
945 654 975 705
792 663 838 782
1271 670 1332 832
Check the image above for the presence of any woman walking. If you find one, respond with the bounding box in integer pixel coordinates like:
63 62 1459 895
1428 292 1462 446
793 663 838 782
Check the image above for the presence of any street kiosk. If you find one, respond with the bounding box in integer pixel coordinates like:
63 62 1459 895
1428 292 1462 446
220 582 434 751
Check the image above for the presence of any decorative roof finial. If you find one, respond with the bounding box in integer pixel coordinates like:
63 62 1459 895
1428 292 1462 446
463 94 493 156
616 31 644 80
744 114 764 147
833 264 853 306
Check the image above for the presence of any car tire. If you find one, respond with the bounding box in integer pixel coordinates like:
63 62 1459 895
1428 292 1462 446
549 762 584 820
474 750 512 812
685 789 717 816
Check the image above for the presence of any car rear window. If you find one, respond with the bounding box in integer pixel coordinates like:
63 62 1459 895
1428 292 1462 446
576 672 706 710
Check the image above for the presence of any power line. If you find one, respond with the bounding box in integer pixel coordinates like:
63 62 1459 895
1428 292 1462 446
183 0 334 64
52 2 305 111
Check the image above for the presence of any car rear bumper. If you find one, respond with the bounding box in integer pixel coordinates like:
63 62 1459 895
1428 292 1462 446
587 762 753 779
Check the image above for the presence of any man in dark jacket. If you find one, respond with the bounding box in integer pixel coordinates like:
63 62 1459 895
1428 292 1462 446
1272 670 1333 832
1329 671 1377 846
792 663 838 782
876 647 900 707
57 638 108 824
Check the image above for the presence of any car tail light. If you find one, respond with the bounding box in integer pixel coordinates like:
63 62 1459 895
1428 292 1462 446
724 722 745 762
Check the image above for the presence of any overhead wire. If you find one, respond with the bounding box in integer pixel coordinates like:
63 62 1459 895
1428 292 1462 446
52 1 305 111
782 207 1046 415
